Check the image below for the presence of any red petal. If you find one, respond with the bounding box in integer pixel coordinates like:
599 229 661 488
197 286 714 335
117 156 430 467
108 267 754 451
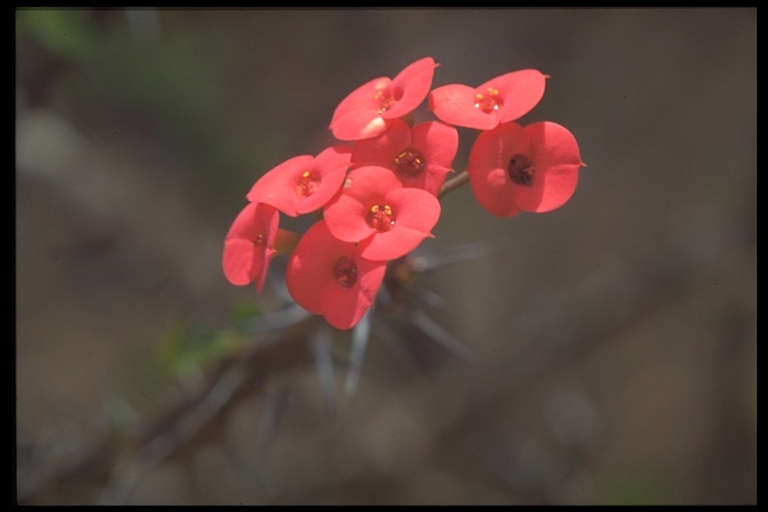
410 121 458 195
383 57 437 119
412 121 459 169
320 257 386 330
246 155 315 216
352 119 412 167
223 239 262 286
286 220 386 330
294 145 352 215
314 144 354 170
429 84 501 130
323 166 402 242
467 124 528 218
468 123 528 170
525 121 583 168
222 202 279 290
512 122 582 212
286 221 344 314
359 187 441 261
482 69 547 124
329 76 391 140
513 164 580 213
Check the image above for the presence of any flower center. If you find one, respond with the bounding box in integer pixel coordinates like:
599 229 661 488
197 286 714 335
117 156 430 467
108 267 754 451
374 89 397 114
333 256 358 288
296 170 320 198
253 233 265 246
507 154 534 187
474 87 503 113
366 204 395 232
394 148 426 178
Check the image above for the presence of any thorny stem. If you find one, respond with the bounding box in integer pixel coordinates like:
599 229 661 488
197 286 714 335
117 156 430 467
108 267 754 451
438 170 469 200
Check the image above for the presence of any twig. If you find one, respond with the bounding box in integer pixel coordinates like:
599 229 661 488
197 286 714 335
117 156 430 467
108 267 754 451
438 171 470 199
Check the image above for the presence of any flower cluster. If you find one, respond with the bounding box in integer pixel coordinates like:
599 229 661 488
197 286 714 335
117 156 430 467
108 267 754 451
223 57 584 330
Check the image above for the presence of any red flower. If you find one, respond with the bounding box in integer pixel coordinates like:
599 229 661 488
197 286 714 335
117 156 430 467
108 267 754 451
429 69 547 131
352 119 458 196
222 202 279 292
246 145 352 217
286 220 387 330
323 165 441 261
329 57 438 141
467 121 584 218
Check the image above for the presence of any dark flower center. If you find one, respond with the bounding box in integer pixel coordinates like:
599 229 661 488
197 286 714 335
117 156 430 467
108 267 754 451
366 204 395 232
507 154 534 187
333 256 358 288
394 148 426 178
375 89 397 114
474 87 503 113
296 171 320 198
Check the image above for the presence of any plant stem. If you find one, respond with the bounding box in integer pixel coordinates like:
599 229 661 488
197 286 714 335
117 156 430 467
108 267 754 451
438 171 469 200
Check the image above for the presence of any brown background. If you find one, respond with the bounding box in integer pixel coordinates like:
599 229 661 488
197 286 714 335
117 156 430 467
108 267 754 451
16 8 756 505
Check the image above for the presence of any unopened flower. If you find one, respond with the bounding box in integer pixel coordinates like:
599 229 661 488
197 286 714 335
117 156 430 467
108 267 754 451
467 121 584 217
247 145 352 217
352 119 458 196
323 165 441 261
329 57 438 141
286 220 387 330
222 202 279 292
429 69 547 131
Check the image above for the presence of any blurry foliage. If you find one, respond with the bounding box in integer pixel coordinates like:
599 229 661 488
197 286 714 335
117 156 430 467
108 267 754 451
228 298 265 324
154 316 244 382
115 307 256 418
15 9 755 505
596 467 678 505
17 9 98 60
16 8 265 213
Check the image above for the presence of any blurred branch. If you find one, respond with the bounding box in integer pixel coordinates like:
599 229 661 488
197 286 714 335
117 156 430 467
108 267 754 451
311 325 337 417
20 221 739 504
408 309 478 364
98 358 251 504
19 302 319 505
344 309 372 402
411 235 517 273
438 171 470 200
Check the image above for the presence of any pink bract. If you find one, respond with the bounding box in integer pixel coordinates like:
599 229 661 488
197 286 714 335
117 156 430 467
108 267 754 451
329 57 438 141
467 121 584 218
222 202 279 292
246 145 352 217
323 165 441 261
429 69 547 131
286 220 387 330
352 119 458 196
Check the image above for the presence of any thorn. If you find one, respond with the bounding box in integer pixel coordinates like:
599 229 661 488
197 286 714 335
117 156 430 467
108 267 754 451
409 310 477 364
311 326 336 416
344 309 372 402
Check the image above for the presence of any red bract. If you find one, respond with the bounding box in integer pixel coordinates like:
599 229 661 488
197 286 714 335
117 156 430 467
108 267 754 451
286 220 387 330
246 145 352 217
329 57 438 141
429 69 547 131
352 119 458 196
467 121 584 218
222 202 279 292
323 165 441 261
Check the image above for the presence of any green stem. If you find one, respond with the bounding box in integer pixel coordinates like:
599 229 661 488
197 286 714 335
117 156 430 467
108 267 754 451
438 171 469 200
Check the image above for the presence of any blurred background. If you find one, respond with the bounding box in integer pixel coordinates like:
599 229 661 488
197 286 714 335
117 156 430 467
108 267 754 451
15 8 755 505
